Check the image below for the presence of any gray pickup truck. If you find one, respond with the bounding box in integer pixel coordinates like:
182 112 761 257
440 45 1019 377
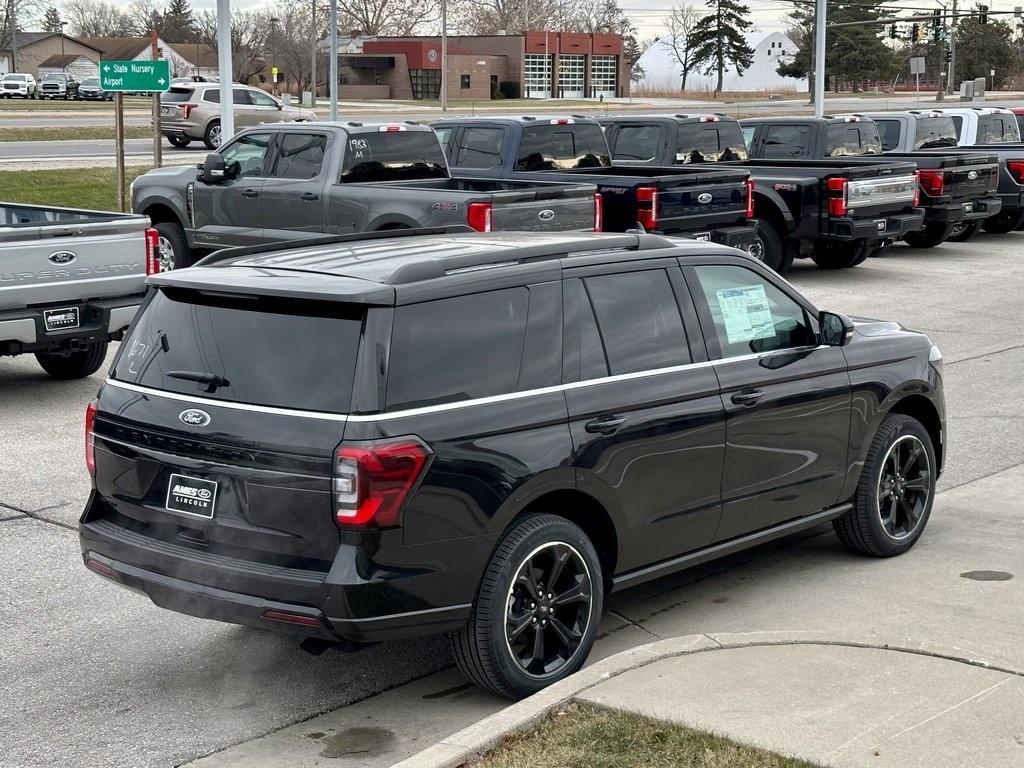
1 202 155 378
132 121 600 269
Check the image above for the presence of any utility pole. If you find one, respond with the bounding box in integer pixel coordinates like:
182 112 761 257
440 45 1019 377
151 28 162 168
441 0 447 111
329 0 337 121
813 0 826 117
216 0 233 141
7 0 17 72
310 0 316 105
949 0 958 94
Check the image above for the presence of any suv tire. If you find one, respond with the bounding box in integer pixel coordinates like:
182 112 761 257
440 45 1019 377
834 414 936 557
35 342 108 379
167 135 191 148
204 120 222 150
451 514 603 699
153 221 191 271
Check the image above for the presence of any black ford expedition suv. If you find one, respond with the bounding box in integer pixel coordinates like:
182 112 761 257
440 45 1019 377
80 229 946 699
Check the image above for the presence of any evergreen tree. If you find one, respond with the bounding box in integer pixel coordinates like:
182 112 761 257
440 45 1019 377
955 13 1014 88
161 0 195 41
42 7 63 33
688 0 754 94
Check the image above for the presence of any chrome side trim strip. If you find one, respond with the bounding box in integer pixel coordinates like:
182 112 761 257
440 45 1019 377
329 603 473 625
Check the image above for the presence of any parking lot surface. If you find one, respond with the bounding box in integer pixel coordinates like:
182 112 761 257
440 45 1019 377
3 237 1023 767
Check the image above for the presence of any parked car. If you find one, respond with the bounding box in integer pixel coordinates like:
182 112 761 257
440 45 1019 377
942 106 1021 145
0 201 158 378
79 228 945 698
37 72 79 100
601 114 924 271
159 83 317 149
433 116 760 256
1 72 36 99
132 122 601 269
77 76 112 101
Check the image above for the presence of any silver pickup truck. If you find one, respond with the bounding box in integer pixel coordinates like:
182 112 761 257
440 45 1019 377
131 121 601 269
1 203 156 378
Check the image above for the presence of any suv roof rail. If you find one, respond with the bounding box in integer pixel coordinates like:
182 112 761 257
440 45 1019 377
191 226 477 268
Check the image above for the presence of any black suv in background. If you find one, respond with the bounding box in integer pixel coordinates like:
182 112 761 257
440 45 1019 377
80 229 945 698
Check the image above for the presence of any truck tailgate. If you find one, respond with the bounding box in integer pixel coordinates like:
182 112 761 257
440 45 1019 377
0 208 151 311
489 185 597 231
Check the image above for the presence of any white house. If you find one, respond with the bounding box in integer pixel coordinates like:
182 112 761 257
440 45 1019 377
38 53 98 80
80 37 217 80
638 31 807 92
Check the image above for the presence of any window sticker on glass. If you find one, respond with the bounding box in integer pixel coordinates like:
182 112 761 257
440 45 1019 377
716 285 775 344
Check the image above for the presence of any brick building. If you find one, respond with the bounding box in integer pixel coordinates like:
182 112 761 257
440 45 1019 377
338 31 628 101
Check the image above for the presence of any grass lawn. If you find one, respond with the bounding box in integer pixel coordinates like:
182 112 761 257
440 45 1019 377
0 126 152 142
472 704 821 768
0 166 152 210
0 97 151 111
375 98 613 109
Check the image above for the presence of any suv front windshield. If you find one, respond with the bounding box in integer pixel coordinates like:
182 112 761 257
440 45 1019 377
41 74 66 82
3 75 26 82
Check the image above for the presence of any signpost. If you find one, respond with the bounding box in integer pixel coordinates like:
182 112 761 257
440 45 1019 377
910 56 926 106
100 59 170 213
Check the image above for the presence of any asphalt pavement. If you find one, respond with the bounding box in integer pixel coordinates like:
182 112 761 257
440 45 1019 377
3 235 1024 767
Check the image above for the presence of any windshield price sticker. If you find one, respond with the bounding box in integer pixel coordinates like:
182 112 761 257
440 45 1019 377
716 284 775 344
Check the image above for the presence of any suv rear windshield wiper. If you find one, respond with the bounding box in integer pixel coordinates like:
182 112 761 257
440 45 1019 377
166 370 230 393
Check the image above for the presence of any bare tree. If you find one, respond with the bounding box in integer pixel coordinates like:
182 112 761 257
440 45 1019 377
456 0 560 35
63 0 143 36
337 0 436 36
659 4 700 90
196 7 273 83
2 0 48 61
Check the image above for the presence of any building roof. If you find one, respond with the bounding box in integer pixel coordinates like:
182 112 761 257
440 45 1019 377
9 31 104 53
166 41 218 68
79 37 152 60
39 54 90 68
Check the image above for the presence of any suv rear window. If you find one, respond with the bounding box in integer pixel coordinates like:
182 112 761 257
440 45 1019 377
164 87 194 103
515 124 610 171
340 131 448 182
113 290 363 413
675 123 748 162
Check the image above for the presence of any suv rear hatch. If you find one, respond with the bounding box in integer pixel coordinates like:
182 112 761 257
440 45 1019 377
87 278 370 590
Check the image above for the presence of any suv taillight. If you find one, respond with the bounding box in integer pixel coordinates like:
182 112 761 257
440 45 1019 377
745 178 755 218
826 176 848 217
333 438 431 528
145 227 161 275
636 186 658 230
594 193 603 232
467 202 492 232
1007 160 1024 184
180 103 196 119
85 401 97 476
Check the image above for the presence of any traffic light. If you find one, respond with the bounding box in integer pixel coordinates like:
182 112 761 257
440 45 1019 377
932 9 942 29
946 49 953 63
889 24 898 39
933 27 942 42
979 4 988 23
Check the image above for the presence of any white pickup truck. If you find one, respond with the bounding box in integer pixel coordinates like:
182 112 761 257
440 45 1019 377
1 203 158 378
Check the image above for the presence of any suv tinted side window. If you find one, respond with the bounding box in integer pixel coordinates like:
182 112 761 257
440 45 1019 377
693 265 815 358
583 269 690 375
387 288 530 410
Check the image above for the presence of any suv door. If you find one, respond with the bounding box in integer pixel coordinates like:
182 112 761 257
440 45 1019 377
684 261 852 540
190 131 274 249
232 87 259 127
246 87 284 125
562 260 726 570
261 130 330 241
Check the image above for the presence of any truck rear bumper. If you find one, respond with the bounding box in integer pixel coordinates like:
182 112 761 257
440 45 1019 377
997 191 1024 212
925 196 1001 223
0 294 143 356
830 209 925 241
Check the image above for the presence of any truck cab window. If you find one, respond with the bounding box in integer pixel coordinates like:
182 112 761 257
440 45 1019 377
610 124 662 161
220 132 273 177
876 120 901 151
271 133 328 180
456 127 504 169
761 125 810 159
515 124 611 171
676 124 748 163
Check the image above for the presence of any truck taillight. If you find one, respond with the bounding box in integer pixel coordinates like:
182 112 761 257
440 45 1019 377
145 227 161 275
85 401 96 477
549 118 575 125
379 124 407 132
826 176 848 217
745 178 755 218
636 186 658 230
917 169 945 197
1007 160 1024 184
699 115 720 122
594 193 603 232
333 438 431 528
180 103 196 119
467 202 492 232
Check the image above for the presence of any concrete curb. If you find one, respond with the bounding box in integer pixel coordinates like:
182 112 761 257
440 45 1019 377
392 629 1024 768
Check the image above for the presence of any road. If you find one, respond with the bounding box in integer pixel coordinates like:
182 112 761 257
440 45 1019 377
3 235 1024 766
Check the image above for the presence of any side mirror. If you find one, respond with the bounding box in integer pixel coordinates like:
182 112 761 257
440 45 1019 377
819 310 855 347
200 153 229 184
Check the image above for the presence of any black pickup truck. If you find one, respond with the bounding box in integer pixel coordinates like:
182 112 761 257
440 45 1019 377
432 116 759 257
600 114 924 272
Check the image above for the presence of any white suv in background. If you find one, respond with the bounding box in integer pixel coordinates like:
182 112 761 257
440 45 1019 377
1 73 37 99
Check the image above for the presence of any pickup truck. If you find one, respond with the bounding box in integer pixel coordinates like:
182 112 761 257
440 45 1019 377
839 111 1002 242
131 121 600 269
37 72 79 100
600 113 923 271
432 116 759 257
1 202 157 378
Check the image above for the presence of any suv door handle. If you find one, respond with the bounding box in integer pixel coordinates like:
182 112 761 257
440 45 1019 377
584 416 625 435
241 189 259 198
731 390 766 407
299 192 320 201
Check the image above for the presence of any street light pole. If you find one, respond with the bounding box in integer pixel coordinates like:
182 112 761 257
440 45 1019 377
440 0 447 111
813 0 826 117
269 17 278 96
7 0 18 72
59 19 66 69
310 0 316 104
216 0 234 141
329 0 337 120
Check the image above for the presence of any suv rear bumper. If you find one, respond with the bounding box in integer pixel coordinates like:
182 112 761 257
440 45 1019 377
79 492 480 644
0 294 143 357
924 195 1001 223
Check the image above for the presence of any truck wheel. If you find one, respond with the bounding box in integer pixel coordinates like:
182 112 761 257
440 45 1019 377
204 120 222 150
35 342 108 379
812 241 865 269
167 135 191 148
903 222 950 248
153 221 190 271
833 414 936 557
451 514 603 699
947 220 981 242
750 219 791 273
982 210 1024 234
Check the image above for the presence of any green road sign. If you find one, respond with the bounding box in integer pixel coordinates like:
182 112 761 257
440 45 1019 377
99 59 170 92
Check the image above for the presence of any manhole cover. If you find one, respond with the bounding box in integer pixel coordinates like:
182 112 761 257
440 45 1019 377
960 570 1013 582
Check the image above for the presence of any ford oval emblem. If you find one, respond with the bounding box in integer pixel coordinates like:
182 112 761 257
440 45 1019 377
47 250 77 265
538 209 555 221
179 409 211 427
968 170 978 180
697 193 713 204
